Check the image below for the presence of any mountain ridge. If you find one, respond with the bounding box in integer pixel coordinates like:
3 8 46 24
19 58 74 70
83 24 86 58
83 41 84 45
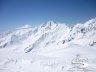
0 18 96 51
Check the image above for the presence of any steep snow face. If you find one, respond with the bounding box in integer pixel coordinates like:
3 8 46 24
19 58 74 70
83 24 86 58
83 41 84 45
71 18 96 35
0 25 33 48
0 19 96 49
0 18 96 72
0 21 70 49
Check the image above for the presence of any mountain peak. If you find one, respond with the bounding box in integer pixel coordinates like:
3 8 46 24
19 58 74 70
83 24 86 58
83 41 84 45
46 20 55 25
85 17 96 25
40 20 57 28
18 24 32 29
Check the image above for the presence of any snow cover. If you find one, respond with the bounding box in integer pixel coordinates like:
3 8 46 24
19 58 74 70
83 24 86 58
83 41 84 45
0 18 96 72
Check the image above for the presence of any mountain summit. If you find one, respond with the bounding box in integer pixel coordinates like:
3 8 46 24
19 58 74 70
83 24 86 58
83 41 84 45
18 24 32 29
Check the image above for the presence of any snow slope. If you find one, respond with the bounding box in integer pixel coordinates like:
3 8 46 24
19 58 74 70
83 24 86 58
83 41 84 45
0 18 96 72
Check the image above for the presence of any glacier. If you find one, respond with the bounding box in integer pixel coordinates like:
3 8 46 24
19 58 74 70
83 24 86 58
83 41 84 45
0 18 96 72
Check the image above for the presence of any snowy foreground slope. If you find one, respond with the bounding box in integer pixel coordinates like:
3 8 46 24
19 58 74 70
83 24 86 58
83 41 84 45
0 18 96 72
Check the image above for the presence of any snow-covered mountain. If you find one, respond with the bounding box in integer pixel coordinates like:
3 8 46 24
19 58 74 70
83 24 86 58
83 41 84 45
0 18 96 72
